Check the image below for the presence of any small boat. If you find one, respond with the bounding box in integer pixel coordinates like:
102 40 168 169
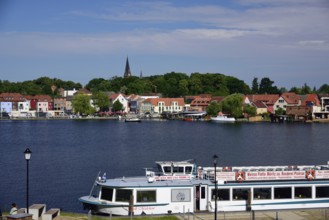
79 159 329 216
211 115 235 122
125 118 141 122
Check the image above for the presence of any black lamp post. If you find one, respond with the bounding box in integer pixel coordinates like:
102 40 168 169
213 154 218 220
24 148 32 213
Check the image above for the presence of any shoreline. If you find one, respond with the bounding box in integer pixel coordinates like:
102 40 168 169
1 116 329 123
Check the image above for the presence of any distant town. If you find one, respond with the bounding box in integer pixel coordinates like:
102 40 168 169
1 58 329 122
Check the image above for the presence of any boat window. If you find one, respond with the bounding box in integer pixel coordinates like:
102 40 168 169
295 187 312 199
253 188 271 200
233 188 250 200
163 166 171 174
316 186 329 198
185 166 192 174
171 189 191 202
212 189 230 201
116 189 133 202
173 166 184 173
101 188 113 202
274 187 291 199
201 187 206 199
137 190 156 203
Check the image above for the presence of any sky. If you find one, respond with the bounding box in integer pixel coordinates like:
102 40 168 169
0 0 328 89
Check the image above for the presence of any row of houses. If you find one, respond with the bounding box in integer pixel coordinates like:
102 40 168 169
1 89 329 119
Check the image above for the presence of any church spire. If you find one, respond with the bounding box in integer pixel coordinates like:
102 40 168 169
124 57 132 78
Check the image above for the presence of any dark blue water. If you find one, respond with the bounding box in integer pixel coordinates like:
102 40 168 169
0 120 328 213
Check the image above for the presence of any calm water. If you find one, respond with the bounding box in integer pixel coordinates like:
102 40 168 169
0 119 328 213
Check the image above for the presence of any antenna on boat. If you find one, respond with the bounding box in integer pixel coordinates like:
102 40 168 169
89 171 101 198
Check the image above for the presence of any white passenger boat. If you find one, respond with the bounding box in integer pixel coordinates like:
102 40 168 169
124 118 141 122
211 112 235 122
79 160 329 216
211 115 235 122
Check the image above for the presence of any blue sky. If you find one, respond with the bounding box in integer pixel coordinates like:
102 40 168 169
0 0 328 89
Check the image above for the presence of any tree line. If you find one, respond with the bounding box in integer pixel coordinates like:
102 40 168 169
1 73 329 97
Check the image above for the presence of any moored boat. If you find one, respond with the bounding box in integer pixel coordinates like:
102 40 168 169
79 159 329 216
210 115 235 122
125 118 141 122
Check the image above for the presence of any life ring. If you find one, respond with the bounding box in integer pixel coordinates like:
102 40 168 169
236 171 245 182
306 169 315 181
223 166 231 172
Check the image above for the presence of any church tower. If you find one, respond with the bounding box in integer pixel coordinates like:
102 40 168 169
124 57 132 78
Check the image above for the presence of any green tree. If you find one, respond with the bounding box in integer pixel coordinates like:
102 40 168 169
318 84 329 94
226 76 250 94
178 79 189 96
86 78 112 92
189 73 203 95
259 77 279 94
112 100 123 112
301 83 311 95
289 87 301 94
243 104 256 117
72 94 94 115
275 107 286 115
92 92 110 112
221 94 244 118
206 102 222 116
251 77 259 94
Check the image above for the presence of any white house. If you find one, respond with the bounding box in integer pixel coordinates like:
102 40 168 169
37 101 49 112
141 98 185 114
110 93 129 113
18 101 30 112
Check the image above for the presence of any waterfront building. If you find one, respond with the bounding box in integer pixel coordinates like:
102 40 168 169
190 97 211 111
109 93 129 113
0 93 27 111
247 94 280 114
274 92 301 112
140 98 185 114
53 98 66 111
0 101 12 114
27 95 53 111
59 88 77 97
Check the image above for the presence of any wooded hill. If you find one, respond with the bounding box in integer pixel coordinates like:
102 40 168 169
1 72 329 97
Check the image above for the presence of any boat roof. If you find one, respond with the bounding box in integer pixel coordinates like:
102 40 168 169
98 176 209 188
155 159 196 166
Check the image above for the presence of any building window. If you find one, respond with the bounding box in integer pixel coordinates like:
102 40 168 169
254 188 271 200
274 187 291 199
137 190 156 203
185 166 192 174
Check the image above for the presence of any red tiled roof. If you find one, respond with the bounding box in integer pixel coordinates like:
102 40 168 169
211 96 225 103
0 93 27 102
252 100 268 108
247 94 279 105
286 106 312 116
281 92 300 104
109 93 123 100
190 97 211 106
28 95 52 102
302 94 320 106
143 98 185 106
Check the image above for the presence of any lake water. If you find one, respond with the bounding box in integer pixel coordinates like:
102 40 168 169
0 119 328 213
